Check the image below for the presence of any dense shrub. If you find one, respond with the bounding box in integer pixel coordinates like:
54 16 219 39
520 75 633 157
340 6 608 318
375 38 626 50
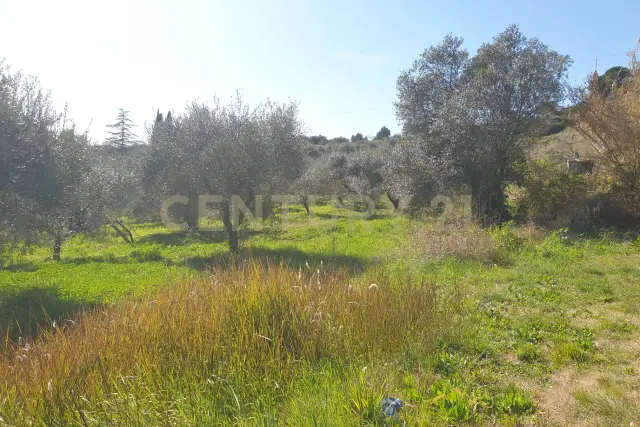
544 116 566 135
510 159 640 230
593 169 640 227
307 135 328 145
329 136 349 144
307 145 324 158
335 142 357 153
508 160 595 228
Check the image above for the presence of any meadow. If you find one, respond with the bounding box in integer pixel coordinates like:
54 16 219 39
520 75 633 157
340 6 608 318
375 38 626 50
1 202 640 425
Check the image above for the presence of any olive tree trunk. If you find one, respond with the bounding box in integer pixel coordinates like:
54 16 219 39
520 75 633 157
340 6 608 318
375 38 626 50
52 235 62 261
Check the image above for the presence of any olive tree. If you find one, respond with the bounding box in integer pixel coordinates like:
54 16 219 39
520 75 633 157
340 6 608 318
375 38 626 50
395 34 469 137
374 126 391 140
90 155 143 242
295 148 391 214
317 150 382 204
291 155 342 214
44 129 107 259
382 137 454 212
0 63 58 250
341 149 385 199
143 95 306 252
0 61 105 260
395 25 570 224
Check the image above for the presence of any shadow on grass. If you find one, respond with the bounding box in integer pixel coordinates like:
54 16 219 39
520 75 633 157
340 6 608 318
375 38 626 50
0 287 98 344
1 262 41 272
183 246 368 273
38 243 367 273
3 255 156 270
54 255 169 265
313 211 349 220
137 231 227 246
137 229 265 245
551 227 640 245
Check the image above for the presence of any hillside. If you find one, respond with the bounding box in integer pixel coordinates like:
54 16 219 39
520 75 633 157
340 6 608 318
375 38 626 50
531 128 599 163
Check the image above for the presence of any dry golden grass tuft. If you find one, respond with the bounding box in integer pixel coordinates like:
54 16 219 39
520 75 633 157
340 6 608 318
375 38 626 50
410 220 501 264
513 222 548 243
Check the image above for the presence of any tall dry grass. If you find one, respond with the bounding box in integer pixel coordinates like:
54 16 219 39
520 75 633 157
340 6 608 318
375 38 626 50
412 222 498 264
410 220 543 265
0 262 447 424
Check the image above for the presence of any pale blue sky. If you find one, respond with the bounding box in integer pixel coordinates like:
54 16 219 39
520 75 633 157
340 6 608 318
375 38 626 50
1 0 638 141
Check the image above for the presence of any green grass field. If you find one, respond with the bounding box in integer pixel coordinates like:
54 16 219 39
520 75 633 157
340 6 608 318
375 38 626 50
1 203 640 425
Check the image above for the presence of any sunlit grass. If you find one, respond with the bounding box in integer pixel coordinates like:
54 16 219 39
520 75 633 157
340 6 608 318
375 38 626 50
2 206 640 424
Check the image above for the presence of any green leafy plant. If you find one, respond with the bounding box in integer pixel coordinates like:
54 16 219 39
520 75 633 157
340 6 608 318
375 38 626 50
345 369 389 423
429 380 472 422
516 343 542 363
495 387 534 415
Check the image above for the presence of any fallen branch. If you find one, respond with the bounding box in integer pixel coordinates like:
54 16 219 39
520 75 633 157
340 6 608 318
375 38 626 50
110 221 133 244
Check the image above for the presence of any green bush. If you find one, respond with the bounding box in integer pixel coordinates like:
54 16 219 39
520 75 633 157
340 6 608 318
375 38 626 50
600 169 640 227
545 116 566 135
509 159 640 229
508 160 594 228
